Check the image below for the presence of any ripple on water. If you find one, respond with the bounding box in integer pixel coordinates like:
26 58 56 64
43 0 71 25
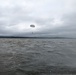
0 39 76 75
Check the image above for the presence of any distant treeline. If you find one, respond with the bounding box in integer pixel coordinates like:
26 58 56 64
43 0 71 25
0 36 74 39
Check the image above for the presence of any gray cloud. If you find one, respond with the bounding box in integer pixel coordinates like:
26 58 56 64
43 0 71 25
0 0 76 37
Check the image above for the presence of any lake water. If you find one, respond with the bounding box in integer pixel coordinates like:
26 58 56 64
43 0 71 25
0 38 76 75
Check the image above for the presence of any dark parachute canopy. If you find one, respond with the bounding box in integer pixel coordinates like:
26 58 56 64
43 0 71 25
30 24 35 28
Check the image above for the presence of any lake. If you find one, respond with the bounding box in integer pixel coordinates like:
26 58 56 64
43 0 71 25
0 38 76 75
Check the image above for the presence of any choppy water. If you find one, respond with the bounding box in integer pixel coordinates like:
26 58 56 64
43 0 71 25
0 38 76 75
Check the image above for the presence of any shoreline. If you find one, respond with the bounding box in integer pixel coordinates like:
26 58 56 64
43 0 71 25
0 37 74 39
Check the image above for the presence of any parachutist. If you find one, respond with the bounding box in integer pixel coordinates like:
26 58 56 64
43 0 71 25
30 24 35 34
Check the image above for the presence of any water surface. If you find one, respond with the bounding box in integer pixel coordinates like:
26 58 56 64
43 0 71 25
0 38 76 75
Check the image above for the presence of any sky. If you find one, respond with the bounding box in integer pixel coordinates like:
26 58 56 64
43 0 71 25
0 0 76 37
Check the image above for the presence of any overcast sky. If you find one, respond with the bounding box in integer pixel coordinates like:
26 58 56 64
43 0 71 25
0 0 76 37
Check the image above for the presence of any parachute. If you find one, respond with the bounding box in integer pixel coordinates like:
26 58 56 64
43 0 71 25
30 24 35 34
30 24 35 28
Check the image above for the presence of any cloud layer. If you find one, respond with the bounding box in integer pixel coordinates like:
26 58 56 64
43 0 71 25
0 0 76 37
